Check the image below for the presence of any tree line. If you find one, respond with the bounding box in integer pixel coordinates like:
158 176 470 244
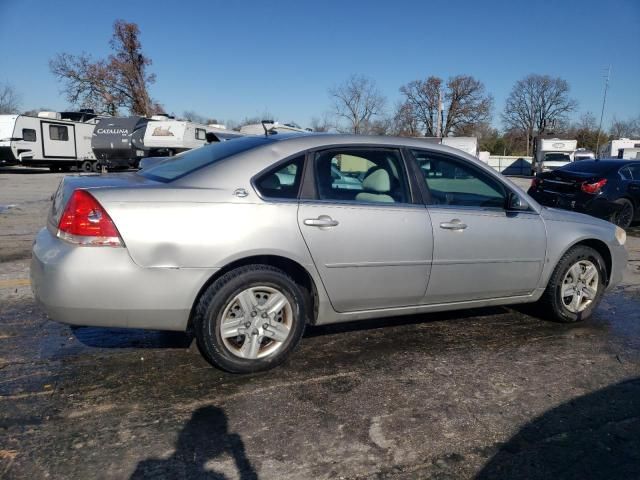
0 19 638 156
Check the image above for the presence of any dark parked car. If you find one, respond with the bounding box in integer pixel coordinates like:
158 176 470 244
528 160 640 228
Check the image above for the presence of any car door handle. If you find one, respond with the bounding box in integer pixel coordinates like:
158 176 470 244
440 219 467 230
304 216 339 227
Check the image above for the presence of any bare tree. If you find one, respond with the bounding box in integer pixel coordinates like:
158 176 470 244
310 114 334 132
502 74 577 155
443 75 493 136
399 75 492 137
399 77 441 135
50 20 159 116
0 83 21 114
329 74 386 134
392 102 420 137
609 116 640 138
182 111 207 124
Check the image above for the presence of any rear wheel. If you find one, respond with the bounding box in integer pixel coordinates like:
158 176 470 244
538 246 605 322
193 265 308 373
610 198 634 229
80 160 93 173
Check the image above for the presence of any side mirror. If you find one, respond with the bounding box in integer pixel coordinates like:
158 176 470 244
507 192 528 211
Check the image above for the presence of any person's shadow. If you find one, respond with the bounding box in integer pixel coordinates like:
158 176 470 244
130 406 258 480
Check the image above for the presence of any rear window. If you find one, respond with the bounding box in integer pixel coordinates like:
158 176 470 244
139 136 269 182
560 161 618 175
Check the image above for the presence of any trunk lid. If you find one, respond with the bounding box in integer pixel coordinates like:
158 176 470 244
536 170 602 195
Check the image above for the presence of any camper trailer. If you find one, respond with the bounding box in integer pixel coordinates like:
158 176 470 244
573 148 595 161
599 138 640 158
91 116 151 168
441 137 479 157
206 124 245 142
143 116 210 156
239 122 310 136
0 111 100 171
531 137 578 174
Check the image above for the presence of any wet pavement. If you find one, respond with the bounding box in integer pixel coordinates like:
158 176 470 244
1 171 640 479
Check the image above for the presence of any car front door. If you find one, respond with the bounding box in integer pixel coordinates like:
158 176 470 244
410 149 547 304
298 147 433 312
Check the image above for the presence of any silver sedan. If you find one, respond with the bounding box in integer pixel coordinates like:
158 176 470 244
31 134 628 373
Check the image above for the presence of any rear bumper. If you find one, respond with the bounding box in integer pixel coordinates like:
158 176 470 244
30 228 218 331
529 190 620 221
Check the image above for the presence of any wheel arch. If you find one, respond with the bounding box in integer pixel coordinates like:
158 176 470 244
559 238 613 286
187 254 319 331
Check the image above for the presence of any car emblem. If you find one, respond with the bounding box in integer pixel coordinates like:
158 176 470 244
233 188 248 198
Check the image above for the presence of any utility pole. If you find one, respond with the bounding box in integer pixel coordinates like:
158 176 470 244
595 65 611 158
435 88 443 138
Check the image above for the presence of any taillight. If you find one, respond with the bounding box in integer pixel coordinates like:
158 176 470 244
581 178 607 195
57 190 122 246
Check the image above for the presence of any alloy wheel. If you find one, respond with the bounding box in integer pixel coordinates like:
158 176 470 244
560 260 599 313
219 286 293 360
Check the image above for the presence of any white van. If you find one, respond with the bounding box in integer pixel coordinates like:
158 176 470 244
531 137 578 174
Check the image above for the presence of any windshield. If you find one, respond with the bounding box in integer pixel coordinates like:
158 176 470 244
139 136 269 182
544 153 571 162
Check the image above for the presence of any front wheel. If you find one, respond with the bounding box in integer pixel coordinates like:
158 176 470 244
538 246 606 322
193 265 308 373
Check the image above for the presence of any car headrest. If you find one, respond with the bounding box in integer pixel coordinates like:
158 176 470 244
261 174 281 190
362 168 391 193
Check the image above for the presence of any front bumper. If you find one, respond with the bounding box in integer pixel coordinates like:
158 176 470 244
608 242 628 291
30 228 218 331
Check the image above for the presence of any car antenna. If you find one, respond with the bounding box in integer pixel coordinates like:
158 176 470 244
261 119 276 136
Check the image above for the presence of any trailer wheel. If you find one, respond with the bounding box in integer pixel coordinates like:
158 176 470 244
80 160 93 173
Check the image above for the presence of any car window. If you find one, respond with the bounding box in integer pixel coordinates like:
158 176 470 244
412 150 505 208
140 136 269 182
314 149 409 204
620 166 633 180
628 165 640 180
255 156 304 199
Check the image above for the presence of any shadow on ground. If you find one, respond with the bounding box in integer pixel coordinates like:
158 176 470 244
476 377 640 479
129 406 258 480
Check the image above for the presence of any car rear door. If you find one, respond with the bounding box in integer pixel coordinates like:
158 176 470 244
410 149 547 304
297 147 433 313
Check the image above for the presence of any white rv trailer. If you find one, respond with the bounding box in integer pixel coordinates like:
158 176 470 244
239 122 310 135
531 137 578 174
142 116 210 156
573 148 595 161
598 138 640 158
618 148 640 160
441 136 479 157
0 111 101 171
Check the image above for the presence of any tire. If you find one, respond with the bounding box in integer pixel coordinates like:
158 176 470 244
193 265 308 373
538 246 606 323
80 160 93 173
49 166 60 172
610 198 634 229
91 161 100 173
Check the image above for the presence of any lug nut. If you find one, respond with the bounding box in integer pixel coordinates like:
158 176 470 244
250 311 257 317
244 322 251 328
262 323 269 329
261 312 268 318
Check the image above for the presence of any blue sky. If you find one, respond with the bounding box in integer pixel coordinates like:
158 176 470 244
1 0 638 129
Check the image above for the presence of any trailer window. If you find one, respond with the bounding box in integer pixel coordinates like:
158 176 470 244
22 129 36 142
49 125 69 141
195 128 206 140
